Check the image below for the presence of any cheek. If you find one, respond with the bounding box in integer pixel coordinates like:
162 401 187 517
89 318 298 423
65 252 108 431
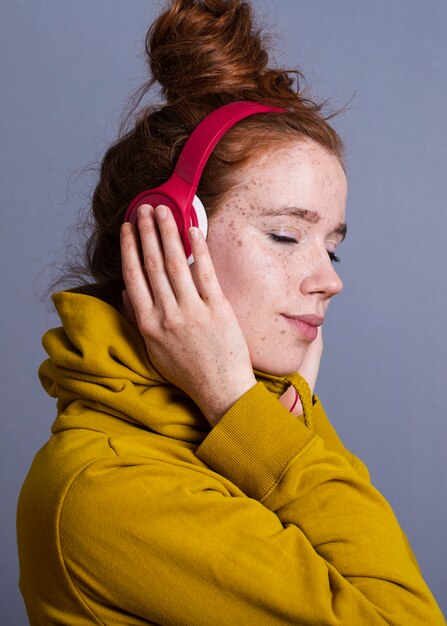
215 252 256 303
218 248 284 325
207 226 295 317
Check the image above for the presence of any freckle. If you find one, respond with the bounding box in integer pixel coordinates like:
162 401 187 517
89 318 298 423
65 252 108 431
237 239 242 247
260 336 266 341
280 330 286 334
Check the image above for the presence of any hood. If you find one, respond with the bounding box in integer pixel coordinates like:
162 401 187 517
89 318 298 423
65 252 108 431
39 291 313 444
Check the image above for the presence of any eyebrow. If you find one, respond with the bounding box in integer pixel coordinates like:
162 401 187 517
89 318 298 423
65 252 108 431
261 206 347 241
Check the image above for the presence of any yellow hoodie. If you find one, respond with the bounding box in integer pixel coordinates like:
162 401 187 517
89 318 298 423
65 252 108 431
17 291 445 625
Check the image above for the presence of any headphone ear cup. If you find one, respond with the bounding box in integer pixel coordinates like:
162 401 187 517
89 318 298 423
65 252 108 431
124 192 184 230
124 192 207 264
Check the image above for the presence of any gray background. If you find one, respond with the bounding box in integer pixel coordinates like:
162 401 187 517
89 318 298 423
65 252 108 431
1 0 446 622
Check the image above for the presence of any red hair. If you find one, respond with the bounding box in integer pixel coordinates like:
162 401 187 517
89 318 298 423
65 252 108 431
46 0 350 310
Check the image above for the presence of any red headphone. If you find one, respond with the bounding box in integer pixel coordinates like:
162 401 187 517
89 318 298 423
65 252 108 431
124 101 286 263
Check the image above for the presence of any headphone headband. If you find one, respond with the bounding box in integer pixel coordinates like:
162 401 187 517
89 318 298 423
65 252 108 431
124 101 287 261
175 101 286 188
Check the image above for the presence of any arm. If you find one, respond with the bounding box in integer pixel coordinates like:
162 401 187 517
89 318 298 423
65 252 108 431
59 387 445 625
311 394 422 573
196 383 445 624
118 204 444 624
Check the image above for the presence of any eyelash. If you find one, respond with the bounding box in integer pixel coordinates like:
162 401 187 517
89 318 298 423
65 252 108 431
328 251 341 264
268 233 341 263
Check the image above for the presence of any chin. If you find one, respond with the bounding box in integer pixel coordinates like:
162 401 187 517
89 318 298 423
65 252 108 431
251 351 305 377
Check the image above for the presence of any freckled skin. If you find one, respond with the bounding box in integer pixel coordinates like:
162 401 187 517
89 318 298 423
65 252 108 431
193 139 347 376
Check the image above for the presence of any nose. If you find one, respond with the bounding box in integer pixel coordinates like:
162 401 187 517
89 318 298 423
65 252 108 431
300 250 343 299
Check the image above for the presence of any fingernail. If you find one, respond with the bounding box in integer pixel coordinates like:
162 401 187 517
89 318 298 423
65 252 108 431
156 205 168 220
138 205 149 218
189 227 201 241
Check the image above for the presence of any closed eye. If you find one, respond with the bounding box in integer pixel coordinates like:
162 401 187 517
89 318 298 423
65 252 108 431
268 233 297 244
269 233 341 263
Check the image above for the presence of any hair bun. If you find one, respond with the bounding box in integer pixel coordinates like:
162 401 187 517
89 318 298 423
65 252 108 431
147 0 289 104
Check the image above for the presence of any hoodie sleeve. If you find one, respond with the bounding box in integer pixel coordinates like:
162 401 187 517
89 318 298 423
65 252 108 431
195 382 445 625
310 392 422 574
58 382 445 626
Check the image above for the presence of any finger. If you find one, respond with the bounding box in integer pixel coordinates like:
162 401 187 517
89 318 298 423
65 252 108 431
188 227 225 304
120 221 155 323
278 385 303 415
153 204 200 304
297 328 323 394
121 289 138 326
137 205 177 310
313 325 323 343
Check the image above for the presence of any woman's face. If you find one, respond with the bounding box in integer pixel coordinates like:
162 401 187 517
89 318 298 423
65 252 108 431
200 138 348 375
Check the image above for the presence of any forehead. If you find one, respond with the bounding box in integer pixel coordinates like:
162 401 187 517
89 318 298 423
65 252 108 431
221 139 347 218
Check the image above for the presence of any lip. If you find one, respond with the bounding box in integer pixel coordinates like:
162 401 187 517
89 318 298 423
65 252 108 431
281 314 323 341
283 314 324 327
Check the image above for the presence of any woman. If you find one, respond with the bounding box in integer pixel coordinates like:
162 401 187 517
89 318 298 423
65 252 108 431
17 1 445 624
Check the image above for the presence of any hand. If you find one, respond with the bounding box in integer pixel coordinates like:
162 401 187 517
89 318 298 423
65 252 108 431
120 204 257 426
278 327 323 416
